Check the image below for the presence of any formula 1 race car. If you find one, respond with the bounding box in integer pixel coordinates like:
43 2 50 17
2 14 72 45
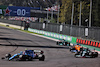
1 50 45 61
74 48 98 58
56 39 70 46
70 44 81 53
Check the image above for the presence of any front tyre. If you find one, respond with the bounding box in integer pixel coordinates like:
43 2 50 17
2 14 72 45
74 54 79 58
5 54 11 60
1 57 5 59
56 42 59 45
19 55 27 61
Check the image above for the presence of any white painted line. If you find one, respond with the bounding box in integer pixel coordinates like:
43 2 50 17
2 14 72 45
0 22 24 30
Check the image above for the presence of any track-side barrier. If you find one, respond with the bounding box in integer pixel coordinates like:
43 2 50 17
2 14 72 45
76 38 100 48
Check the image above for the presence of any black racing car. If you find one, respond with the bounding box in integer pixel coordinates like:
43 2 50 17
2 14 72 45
74 48 98 58
56 39 70 46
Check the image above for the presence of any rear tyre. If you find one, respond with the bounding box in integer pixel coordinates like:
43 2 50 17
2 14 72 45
65 42 68 46
91 52 95 58
94 52 98 57
74 54 79 58
39 55 45 61
69 43 70 46
28 56 32 61
56 42 59 45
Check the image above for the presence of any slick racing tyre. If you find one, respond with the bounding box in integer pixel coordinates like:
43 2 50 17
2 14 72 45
91 52 95 58
19 55 32 61
94 52 98 57
56 42 59 45
39 55 45 61
65 42 68 46
74 54 79 58
19 55 27 61
65 42 70 46
1 57 5 59
70 48 72 51
1 54 11 60
5 54 11 59
28 56 32 61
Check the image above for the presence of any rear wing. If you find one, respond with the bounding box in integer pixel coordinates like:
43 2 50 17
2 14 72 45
34 50 44 54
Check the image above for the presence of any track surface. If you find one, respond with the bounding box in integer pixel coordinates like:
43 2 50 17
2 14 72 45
0 26 100 67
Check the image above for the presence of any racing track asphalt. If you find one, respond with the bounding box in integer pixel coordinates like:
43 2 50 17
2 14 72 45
0 26 100 67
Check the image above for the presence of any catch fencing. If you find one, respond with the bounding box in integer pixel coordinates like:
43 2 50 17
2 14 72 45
29 22 100 41
0 19 100 41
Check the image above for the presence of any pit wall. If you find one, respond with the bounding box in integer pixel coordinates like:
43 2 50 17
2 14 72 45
28 28 100 49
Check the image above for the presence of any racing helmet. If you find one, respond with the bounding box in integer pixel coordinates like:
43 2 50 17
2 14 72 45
77 44 81 46
77 44 79 45
20 51 23 54
25 48 28 50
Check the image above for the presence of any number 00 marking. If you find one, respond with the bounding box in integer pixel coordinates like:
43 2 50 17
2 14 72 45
17 9 26 16
22 9 26 16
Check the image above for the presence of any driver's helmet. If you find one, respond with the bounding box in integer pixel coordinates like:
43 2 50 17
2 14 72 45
20 51 23 54
86 48 89 51
62 39 65 41
77 44 79 45
77 44 81 46
25 48 28 51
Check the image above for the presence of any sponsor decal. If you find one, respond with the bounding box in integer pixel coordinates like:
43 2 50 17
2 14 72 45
63 35 66 40
0 9 2 14
54 34 56 37
43 31 45 34
48 33 50 36
38 30 40 33
3 7 12 15
77 39 100 48
0 5 8 15
8 6 30 17
56 34 59 38
45 32 48 35
40 31 42 34
59 35 63 39
66 36 72 41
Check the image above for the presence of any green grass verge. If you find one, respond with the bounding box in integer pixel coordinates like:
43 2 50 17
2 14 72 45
0 24 43 35
0 24 19 30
